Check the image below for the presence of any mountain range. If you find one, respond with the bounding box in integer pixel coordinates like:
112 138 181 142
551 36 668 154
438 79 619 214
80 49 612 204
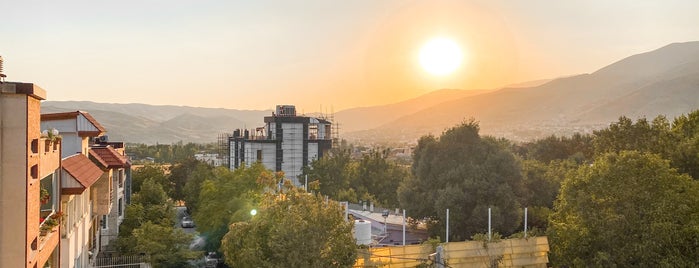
42 41 699 144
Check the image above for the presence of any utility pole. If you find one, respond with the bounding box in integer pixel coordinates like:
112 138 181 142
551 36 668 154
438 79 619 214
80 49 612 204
402 209 406 246
446 208 450 243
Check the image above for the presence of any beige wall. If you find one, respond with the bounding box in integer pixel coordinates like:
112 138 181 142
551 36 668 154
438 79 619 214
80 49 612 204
92 170 113 216
0 92 29 268
1 83 60 268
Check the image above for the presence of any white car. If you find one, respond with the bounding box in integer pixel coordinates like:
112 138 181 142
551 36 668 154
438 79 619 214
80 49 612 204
181 216 195 228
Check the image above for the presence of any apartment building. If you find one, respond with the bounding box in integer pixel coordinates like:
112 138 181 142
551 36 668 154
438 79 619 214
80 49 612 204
229 105 333 185
41 111 109 268
89 141 130 254
1 82 62 268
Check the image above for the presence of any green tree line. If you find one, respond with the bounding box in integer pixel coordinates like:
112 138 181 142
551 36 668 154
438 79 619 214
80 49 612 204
127 141 217 164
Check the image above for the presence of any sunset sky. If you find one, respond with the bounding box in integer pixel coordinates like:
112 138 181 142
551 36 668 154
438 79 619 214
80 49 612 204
2 0 698 112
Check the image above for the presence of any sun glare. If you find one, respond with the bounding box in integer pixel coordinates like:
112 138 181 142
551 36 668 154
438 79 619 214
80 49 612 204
419 38 463 76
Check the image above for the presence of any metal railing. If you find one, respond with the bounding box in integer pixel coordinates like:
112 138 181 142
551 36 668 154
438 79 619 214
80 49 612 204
91 255 150 268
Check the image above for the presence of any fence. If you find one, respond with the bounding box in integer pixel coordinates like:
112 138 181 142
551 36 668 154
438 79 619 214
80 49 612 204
91 255 150 268
354 236 549 268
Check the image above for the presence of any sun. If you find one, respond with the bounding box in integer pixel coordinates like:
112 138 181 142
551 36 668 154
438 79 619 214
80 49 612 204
419 38 463 76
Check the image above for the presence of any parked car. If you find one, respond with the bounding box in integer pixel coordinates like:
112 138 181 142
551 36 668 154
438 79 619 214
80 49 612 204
181 216 195 228
205 252 221 268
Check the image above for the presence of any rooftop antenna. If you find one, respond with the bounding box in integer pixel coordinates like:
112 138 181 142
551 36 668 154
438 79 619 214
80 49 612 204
0 55 6 82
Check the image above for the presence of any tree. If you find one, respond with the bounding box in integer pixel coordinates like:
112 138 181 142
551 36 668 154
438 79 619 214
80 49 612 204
398 121 524 241
352 149 408 208
130 178 175 226
549 151 699 266
131 164 170 194
182 162 214 214
303 149 353 200
517 133 594 164
193 164 271 252
221 184 357 267
304 148 409 208
518 159 576 229
132 222 199 268
169 158 203 202
593 115 674 158
117 179 198 267
671 110 699 180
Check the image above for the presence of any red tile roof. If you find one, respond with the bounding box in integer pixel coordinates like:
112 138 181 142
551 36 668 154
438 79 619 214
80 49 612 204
41 111 107 135
89 146 130 169
62 154 103 192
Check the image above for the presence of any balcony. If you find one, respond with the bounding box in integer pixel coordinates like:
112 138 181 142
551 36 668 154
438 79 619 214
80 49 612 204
37 137 61 178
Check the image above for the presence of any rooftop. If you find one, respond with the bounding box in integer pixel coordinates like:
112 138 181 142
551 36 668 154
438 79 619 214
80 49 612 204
89 146 130 169
62 154 103 194
41 111 107 136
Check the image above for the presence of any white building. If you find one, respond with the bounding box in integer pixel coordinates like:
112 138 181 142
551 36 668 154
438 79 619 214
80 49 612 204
229 105 333 185
41 111 108 268
194 153 223 167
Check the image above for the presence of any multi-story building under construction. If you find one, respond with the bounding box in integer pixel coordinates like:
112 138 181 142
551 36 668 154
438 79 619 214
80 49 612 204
229 105 332 185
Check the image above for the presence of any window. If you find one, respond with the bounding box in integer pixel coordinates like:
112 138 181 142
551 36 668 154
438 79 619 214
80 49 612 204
309 125 318 140
31 164 38 179
31 139 39 154
101 215 108 230
118 170 124 188
256 150 262 162
118 198 123 217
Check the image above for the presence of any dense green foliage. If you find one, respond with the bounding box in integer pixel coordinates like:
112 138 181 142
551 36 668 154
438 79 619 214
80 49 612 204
516 133 594 164
131 164 171 196
303 148 409 208
127 141 216 163
169 158 204 202
518 159 576 229
118 109 699 266
191 164 272 252
221 184 357 267
549 151 699 266
117 179 198 267
398 120 524 241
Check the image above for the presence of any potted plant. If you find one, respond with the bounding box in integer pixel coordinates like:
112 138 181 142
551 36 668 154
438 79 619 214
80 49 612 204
40 218 58 235
50 211 65 223
40 187 50 204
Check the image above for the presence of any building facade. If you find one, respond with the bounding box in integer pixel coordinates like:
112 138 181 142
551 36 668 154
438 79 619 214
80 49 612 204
229 105 332 185
41 111 110 268
89 141 130 255
0 82 62 268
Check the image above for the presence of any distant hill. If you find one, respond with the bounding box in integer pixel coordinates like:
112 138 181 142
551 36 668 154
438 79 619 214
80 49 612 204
42 42 699 145
335 89 493 132
41 102 271 144
351 41 699 143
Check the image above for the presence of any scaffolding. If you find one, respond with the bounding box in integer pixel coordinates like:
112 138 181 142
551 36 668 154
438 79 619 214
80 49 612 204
318 106 340 148
217 132 231 168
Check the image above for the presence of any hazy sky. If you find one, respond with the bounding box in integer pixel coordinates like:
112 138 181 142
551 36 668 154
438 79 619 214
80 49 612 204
2 0 698 112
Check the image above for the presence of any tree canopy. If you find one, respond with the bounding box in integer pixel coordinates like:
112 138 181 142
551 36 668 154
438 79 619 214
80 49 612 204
221 183 357 267
192 164 274 252
549 151 699 266
117 178 198 267
304 148 409 208
398 120 524 241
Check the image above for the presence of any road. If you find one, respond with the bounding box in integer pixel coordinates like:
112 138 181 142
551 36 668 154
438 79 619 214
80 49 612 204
175 206 211 267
